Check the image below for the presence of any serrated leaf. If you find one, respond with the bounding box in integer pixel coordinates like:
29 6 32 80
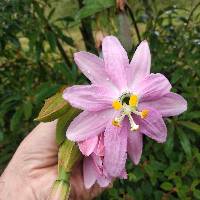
35 92 69 122
160 182 173 191
56 108 80 145
58 140 81 172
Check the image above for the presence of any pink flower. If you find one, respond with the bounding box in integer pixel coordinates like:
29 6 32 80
63 36 187 179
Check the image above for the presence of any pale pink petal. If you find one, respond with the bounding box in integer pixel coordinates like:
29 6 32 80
92 153 103 175
94 133 104 156
127 40 151 88
78 136 98 156
139 92 187 117
135 73 171 101
63 85 116 111
97 176 110 187
127 131 143 165
83 157 98 189
134 108 167 143
66 109 114 141
104 121 128 177
102 36 128 90
74 51 119 93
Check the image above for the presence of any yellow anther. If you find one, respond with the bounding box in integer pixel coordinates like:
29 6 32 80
141 109 149 119
129 95 138 107
112 100 122 110
112 120 121 127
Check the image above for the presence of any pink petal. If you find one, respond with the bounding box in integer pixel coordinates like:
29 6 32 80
127 131 143 165
74 52 106 84
127 40 151 88
102 36 128 90
104 121 128 177
135 73 172 101
63 85 115 111
140 92 187 117
94 133 104 156
78 136 98 156
135 108 167 143
66 109 113 141
97 176 110 187
92 153 103 175
83 157 98 189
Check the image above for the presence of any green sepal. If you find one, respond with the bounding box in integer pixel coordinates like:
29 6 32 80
56 108 80 145
58 139 82 172
35 92 69 122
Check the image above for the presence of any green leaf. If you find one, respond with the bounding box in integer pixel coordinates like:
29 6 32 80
160 182 173 191
23 101 33 120
10 109 23 131
164 122 174 157
56 108 80 145
46 31 57 51
194 190 200 199
35 92 69 122
179 121 200 134
75 0 115 20
177 127 192 158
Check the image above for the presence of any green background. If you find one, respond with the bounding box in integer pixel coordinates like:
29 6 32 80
0 0 200 199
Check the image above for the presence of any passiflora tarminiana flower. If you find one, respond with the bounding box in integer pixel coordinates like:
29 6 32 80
63 36 187 187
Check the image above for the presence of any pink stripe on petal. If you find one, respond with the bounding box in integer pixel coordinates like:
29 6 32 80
136 73 172 101
63 85 115 111
104 121 128 177
135 108 167 143
140 92 187 117
127 40 151 88
66 109 114 141
78 136 98 156
127 131 143 165
83 157 98 189
102 36 128 90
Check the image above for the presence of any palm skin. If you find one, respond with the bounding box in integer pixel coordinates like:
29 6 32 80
0 121 104 200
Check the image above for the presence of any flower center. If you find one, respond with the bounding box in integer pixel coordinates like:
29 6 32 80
112 92 149 131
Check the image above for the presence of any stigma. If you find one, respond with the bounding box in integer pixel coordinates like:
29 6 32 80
112 93 149 131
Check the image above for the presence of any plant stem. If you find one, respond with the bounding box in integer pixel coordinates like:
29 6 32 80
125 4 141 43
77 0 98 54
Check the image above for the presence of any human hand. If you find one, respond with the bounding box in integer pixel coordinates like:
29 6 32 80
0 121 106 200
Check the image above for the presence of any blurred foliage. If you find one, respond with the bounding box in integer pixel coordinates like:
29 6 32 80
0 0 200 199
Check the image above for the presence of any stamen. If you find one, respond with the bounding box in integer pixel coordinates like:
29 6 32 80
112 100 122 110
141 109 149 119
112 119 121 127
128 114 139 131
112 113 125 128
129 95 138 107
